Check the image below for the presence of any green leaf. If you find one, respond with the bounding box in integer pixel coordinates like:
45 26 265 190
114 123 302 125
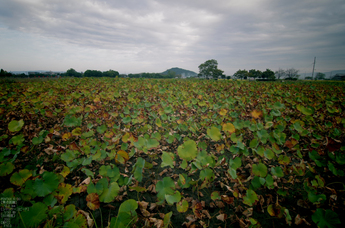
249 138 259 149
265 174 274 189
264 149 275 159
298 105 315 116
33 172 60 197
252 163 268 177
273 102 285 110
156 177 175 201
32 136 44 145
147 138 159 149
133 157 145 182
87 182 104 195
211 191 221 200
177 140 198 161
96 125 107 134
308 191 326 204
165 191 181 205
164 106 173 114
207 126 222 141
64 115 81 127
251 176 263 189
8 119 24 132
312 208 340 228
122 116 132 124
0 162 14 176
293 122 304 133
110 199 138 228
271 166 284 178
243 189 258 206
21 202 48 228
98 179 120 203
163 211 173 228
199 168 214 182
161 152 175 168
82 130 94 138
228 167 237 179
9 134 25 145
229 157 242 170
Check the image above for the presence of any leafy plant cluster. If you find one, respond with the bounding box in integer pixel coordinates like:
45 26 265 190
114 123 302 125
0 78 344 228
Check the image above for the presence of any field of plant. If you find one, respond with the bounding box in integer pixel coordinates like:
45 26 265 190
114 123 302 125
0 78 344 228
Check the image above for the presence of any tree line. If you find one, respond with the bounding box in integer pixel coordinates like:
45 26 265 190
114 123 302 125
197 60 303 80
0 68 179 79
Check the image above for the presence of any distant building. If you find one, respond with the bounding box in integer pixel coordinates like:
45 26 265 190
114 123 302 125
28 72 40 75
331 74 345 81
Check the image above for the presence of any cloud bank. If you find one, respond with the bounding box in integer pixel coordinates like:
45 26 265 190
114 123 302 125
0 0 344 74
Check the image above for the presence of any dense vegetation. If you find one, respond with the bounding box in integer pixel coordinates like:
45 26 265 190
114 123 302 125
0 78 344 228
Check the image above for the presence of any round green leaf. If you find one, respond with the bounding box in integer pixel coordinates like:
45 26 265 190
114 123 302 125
99 181 120 203
243 189 258 206
211 191 221 201
156 177 175 201
177 140 198 161
21 202 48 228
264 149 275 159
8 119 24 132
0 162 14 176
252 163 268 177
165 191 181 205
161 152 175 168
207 126 222 141
34 172 60 197
273 102 285 110
271 166 284 178
312 208 340 228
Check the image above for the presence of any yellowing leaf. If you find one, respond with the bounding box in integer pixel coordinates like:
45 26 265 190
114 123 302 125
251 109 263 119
219 108 228 116
115 150 129 164
222 123 235 133
62 132 72 141
207 126 222 141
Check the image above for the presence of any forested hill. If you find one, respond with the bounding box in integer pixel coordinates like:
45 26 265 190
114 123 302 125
161 67 197 77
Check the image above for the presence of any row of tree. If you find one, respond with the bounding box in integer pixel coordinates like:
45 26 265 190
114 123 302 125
197 60 303 80
60 69 177 78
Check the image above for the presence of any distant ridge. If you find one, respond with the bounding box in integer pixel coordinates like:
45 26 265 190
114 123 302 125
303 70 345 78
161 67 197 77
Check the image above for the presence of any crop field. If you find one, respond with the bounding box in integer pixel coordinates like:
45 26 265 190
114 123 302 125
0 78 344 228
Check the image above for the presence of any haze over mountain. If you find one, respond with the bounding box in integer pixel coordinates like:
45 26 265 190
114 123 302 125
161 67 197 77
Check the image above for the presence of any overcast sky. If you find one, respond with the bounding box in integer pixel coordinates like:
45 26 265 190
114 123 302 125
0 0 344 75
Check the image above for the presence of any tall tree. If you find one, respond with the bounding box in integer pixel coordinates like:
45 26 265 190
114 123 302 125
66 68 82 77
233 69 248 80
285 68 299 79
275 68 285 79
103 70 119 77
248 69 262 80
262 69 275 79
198 59 223 79
315 72 325 80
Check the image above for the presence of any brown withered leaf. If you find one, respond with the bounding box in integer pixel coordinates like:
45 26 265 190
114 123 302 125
86 193 100 210
221 195 234 205
326 137 342 152
192 202 203 219
216 214 227 222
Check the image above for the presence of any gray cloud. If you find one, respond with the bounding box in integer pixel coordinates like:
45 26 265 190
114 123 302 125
0 0 344 74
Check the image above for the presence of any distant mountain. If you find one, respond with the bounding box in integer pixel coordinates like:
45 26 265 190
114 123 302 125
9 70 64 75
302 70 345 79
161 67 197 78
